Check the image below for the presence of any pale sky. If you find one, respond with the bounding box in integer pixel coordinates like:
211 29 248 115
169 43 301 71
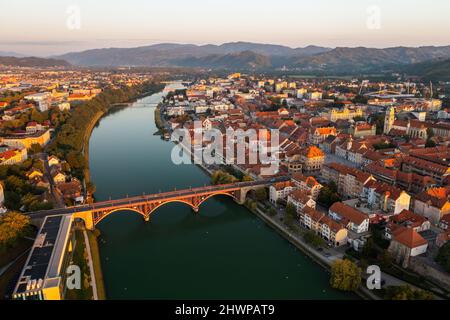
1 0 449 56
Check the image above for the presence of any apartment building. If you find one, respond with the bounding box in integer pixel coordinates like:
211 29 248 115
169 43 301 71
300 207 348 247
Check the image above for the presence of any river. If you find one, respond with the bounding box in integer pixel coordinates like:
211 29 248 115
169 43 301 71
88 83 355 299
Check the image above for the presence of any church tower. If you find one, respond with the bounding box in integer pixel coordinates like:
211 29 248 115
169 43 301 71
384 107 395 135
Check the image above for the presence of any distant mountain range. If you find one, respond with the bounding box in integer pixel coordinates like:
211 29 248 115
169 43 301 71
2 42 450 79
0 56 71 67
54 42 450 76
56 42 332 68
0 51 26 58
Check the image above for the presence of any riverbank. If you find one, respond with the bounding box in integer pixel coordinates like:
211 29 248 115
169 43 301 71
154 104 166 134
85 229 106 299
252 207 377 300
83 110 105 200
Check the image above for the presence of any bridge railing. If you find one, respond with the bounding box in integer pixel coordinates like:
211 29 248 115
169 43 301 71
27 176 289 216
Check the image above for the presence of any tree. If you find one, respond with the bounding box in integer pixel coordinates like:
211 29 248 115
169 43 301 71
426 127 435 139
285 202 297 226
353 95 368 104
286 203 296 216
211 170 238 185
384 285 434 300
303 230 325 248
86 182 96 195
378 250 393 269
373 142 396 150
353 116 366 122
268 207 277 216
425 139 437 148
370 113 385 135
436 242 450 272
0 212 31 247
255 188 267 201
318 184 341 208
361 237 376 259
328 181 338 193
245 199 257 212
29 143 43 154
330 259 362 291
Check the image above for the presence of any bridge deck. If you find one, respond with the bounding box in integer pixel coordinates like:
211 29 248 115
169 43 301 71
27 177 289 219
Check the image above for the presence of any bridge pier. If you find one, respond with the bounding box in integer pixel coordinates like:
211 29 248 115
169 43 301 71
144 215 150 222
73 211 95 230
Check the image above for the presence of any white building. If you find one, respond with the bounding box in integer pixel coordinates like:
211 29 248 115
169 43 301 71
287 189 316 213
329 202 370 234
269 181 296 203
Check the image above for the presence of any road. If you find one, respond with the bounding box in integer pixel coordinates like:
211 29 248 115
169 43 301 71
34 152 65 208
26 176 290 219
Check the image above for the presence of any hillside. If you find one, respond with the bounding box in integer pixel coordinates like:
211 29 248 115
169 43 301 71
0 56 71 67
173 51 272 69
54 42 450 76
57 42 331 68
293 46 450 72
399 58 450 81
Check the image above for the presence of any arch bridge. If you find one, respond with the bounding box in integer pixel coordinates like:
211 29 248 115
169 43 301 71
28 177 288 230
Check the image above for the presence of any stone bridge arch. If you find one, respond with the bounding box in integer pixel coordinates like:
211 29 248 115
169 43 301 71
74 189 242 229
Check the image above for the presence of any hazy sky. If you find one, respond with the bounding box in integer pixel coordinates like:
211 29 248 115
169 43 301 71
1 0 449 56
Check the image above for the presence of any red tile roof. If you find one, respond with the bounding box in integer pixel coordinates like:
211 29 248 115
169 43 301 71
329 202 368 225
393 227 428 249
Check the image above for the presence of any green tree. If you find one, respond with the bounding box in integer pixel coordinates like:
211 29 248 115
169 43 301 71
361 237 376 259
286 202 297 217
268 207 277 216
29 143 43 154
370 113 385 135
303 230 325 248
353 95 369 104
353 116 366 122
425 139 437 148
436 242 450 272
378 250 393 269
86 182 96 195
318 184 341 208
245 199 257 212
284 202 297 227
328 181 338 193
255 188 267 201
384 285 434 300
426 128 434 139
330 259 362 292
211 170 238 185
0 212 31 247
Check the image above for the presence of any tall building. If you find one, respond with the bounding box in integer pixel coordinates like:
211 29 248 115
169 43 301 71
384 107 395 135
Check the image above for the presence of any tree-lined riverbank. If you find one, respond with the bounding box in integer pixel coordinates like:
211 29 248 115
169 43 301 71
48 82 164 184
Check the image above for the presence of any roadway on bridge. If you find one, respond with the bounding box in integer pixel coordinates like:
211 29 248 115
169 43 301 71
27 177 289 219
